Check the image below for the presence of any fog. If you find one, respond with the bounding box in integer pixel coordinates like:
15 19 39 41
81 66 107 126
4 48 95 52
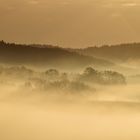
1 66 140 140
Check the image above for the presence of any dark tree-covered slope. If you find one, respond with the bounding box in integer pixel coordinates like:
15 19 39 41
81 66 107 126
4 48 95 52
0 41 113 69
71 43 140 62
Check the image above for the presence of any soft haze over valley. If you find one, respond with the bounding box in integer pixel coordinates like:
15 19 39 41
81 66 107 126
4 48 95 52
1 0 140 140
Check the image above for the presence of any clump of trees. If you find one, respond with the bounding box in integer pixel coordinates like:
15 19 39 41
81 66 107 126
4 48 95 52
23 67 126 93
79 67 126 85
102 70 126 85
0 65 126 94
0 66 35 80
44 69 60 81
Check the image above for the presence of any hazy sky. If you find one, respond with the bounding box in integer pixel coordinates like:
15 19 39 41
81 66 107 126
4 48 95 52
0 0 140 48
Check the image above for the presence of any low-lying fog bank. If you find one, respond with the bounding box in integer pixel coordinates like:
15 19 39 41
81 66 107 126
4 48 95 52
1 65 140 140
1 86 140 140
1 102 140 140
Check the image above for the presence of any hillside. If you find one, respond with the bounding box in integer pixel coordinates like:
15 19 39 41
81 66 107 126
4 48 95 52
0 41 113 70
72 43 140 62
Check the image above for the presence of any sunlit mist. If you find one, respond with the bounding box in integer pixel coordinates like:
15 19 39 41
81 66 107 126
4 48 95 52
0 0 140 140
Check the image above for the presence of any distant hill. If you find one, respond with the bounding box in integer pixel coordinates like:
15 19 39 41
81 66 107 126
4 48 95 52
71 43 140 62
0 41 113 70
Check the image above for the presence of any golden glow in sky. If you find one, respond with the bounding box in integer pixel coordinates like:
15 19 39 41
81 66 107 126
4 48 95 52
0 0 140 47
